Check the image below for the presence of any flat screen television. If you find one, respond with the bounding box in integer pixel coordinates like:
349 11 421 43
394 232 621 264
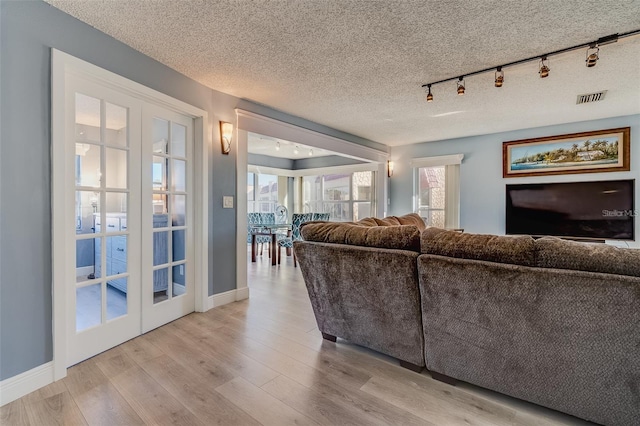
506 179 635 241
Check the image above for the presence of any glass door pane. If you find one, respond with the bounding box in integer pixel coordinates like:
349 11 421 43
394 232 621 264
75 92 131 332
142 104 194 334
151 117 188 305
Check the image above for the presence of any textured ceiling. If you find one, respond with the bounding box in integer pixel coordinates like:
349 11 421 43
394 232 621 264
45 0 640 146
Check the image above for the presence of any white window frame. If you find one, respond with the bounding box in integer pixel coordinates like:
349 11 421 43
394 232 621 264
300 170 375 222
410 154 464 229
248 171 279 213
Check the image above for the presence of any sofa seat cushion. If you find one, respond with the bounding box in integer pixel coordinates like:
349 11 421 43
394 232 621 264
421 228 535 267
300 222 421 252
536 236 640 278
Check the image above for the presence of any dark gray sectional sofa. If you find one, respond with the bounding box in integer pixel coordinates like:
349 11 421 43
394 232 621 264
294 214 640 426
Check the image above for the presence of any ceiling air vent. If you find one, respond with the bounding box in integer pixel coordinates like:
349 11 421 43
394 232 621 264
576 90 607 104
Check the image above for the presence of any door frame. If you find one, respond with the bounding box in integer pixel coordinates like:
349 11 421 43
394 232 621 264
51 49 209 380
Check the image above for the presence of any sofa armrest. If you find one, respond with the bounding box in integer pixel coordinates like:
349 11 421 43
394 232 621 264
296 240 425 366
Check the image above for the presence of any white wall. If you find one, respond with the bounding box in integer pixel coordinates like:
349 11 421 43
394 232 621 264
389 114 640 248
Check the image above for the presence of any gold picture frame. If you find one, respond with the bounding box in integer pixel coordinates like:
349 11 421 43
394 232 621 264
503 127 630 178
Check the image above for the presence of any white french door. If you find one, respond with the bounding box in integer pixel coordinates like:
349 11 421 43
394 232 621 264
68 78 143 365
66 78 195 365
141 105 194 333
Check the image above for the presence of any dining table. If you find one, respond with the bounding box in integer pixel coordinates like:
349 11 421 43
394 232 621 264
250 223 292 265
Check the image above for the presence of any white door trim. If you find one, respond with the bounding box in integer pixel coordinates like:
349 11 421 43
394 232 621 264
51 49 209 382
236 109 389 163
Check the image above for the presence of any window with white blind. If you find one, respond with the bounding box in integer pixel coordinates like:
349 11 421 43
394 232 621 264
411 154 463 229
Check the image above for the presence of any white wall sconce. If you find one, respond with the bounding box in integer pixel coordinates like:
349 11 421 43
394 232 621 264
387 160 394 177
220 121 233 155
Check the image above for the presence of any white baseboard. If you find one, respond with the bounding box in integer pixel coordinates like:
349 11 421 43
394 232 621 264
207 287 251 310
0 362 54 406
236 286 250 301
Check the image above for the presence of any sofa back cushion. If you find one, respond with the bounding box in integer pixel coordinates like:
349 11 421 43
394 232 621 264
535 236 640 278
356 217 379 227
300 222 421 251
371 213 426 230
421 228 536 267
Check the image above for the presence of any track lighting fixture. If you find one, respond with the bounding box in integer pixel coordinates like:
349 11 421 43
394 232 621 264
420 29 638 102
494 67 504 87
538 56 550 78
586 44 599 67
426 84 433 102
275 141 280 151
457 77 465 95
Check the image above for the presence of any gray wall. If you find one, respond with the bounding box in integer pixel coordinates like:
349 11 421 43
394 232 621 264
248 153 294 170
0 1 379 381
389 115 639 248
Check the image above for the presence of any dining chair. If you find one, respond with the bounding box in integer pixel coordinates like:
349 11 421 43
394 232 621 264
247 213 272 256
277 212 313 266
312 212 331 221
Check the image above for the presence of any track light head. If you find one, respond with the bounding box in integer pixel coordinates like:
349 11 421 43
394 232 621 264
426 84 433 102
457 77 465 95
495 67 504 87
586 44 599 67
539 56 550 78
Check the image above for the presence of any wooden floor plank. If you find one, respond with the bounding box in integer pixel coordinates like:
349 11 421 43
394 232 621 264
140 354 261 426
119 334 165 365
262 374 396 426
361 374 514 426
0 399 30 426
19 379 69 406
23 391 87 426
308 374 431 426
164 317 281 387
188 314 373 395
216 376 320 426
95 352 138 379
62 358 110 399
109 366 204 426
73 381 144 426
211 314 374 390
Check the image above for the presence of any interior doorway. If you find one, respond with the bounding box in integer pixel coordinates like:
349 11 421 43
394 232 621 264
235 109 389 294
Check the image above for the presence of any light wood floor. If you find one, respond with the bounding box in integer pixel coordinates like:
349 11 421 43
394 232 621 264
2 253 593 425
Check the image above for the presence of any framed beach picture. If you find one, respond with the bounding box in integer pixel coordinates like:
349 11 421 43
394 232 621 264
503 127 630 178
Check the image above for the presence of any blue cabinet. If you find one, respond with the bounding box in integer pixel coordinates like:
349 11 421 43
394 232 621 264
152 214 169 293
94 213 169 294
